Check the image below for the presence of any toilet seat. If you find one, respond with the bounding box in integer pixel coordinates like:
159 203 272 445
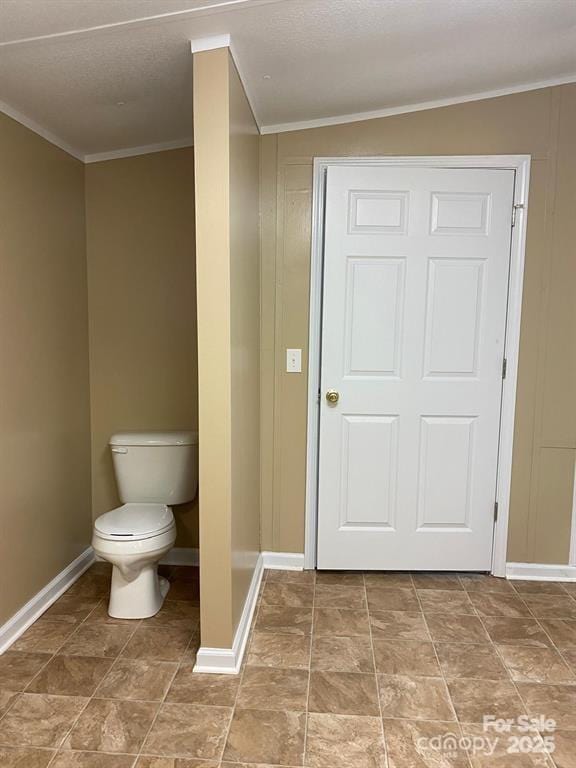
94 503 174 542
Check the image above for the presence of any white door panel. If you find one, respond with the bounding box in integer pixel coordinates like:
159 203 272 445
317 165 515 570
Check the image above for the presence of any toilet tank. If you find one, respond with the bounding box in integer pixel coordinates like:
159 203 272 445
109 431 198 505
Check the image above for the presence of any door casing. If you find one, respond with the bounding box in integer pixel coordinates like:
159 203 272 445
305 155 531 575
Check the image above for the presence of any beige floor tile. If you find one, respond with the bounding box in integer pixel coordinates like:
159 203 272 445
369 611 430 640
538 619 576 648
378 675 455 721
550 729 576 768
143 703 231 760
305 712 386 768
412 574 463 591
247 632 310 669
139 602 199 631
462 724 553 768
164 580 200 603
372 639 440 677
562 583 576 597
522 595 576 619
66 573 111 599
482 617 553 647
50 752 136 767
0 690 19 717
425 615 491 644
366 587 420 612
237 667 308 711
417 590 475 615
167 668 240 707
0 652 52 691
83 604 138 626
0 693 87 748
468 593 532 618
121 627 193 662
27 656 113 697
308 671 379 716
58 625 135 658
223 708 305 765
96 659 178 701
63 698 158 753
497 645 576 683
314 584 367 609
458 574 514 594
265 568 315 584
447 679 526 723
137 758 220 768
137 759 219 768
0 746 55 767
364 572 413 588
435 643 508 680
254 605 313 635
315 571 364 586
516 683 576 730
383 718 469 768
311 636 374 673
561 648 576 672
511 580 568 596
39 596 100 624
11 623 76 654
313 607 370 637
260 581 314 607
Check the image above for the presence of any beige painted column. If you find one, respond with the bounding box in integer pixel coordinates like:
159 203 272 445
193 47 234 648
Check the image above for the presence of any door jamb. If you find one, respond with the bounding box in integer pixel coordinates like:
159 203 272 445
304 155 531 576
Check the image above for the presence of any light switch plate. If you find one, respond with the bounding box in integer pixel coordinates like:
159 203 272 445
286 348 302 373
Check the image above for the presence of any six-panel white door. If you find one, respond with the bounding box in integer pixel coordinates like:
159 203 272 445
317 165 515 570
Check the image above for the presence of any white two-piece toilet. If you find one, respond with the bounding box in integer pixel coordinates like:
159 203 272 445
92 430 198 619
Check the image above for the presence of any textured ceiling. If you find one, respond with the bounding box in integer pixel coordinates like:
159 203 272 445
1 0 575 159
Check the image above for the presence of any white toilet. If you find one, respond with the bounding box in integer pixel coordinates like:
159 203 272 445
92 430 198 619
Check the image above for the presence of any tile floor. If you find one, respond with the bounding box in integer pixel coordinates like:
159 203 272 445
1 566 576 766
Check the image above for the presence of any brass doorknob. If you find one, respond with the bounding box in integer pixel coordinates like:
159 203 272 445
326 389 340 404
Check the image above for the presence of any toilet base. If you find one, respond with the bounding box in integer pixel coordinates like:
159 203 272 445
109 565 170 619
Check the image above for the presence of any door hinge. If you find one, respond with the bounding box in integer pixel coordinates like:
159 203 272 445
494 501 499 522
502 357 507 380
511 203 525 228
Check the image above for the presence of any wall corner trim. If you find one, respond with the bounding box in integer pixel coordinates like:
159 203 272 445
190 34 231 54
506 562 576 582
262 551 305 570
0 547 95 654
194 553 264 674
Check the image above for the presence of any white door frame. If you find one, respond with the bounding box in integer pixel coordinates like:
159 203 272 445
305 155 531 576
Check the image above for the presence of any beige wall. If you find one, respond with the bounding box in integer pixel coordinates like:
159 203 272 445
193 46 260 648
261 85 576 564
0 113 92 625
85 148 198 548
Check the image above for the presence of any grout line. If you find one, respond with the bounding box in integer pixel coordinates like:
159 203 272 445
302 568 316 768
365 572 390 768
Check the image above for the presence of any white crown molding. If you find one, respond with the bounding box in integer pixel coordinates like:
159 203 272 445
0 547 95 654
0 98 84 160
0 0 284 49
190 34 231 54
260 72 576 135
84 138 193 164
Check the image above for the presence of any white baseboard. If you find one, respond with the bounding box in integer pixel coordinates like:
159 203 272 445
161 547 199 566
262 551 305 570
0 547 95 654
506 562 576 582
194 552 264 675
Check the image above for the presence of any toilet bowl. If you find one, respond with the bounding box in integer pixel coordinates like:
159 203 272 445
92 430 198 619
92 503 177 618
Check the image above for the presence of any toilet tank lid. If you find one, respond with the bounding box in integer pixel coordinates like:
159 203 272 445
109 430 198 447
